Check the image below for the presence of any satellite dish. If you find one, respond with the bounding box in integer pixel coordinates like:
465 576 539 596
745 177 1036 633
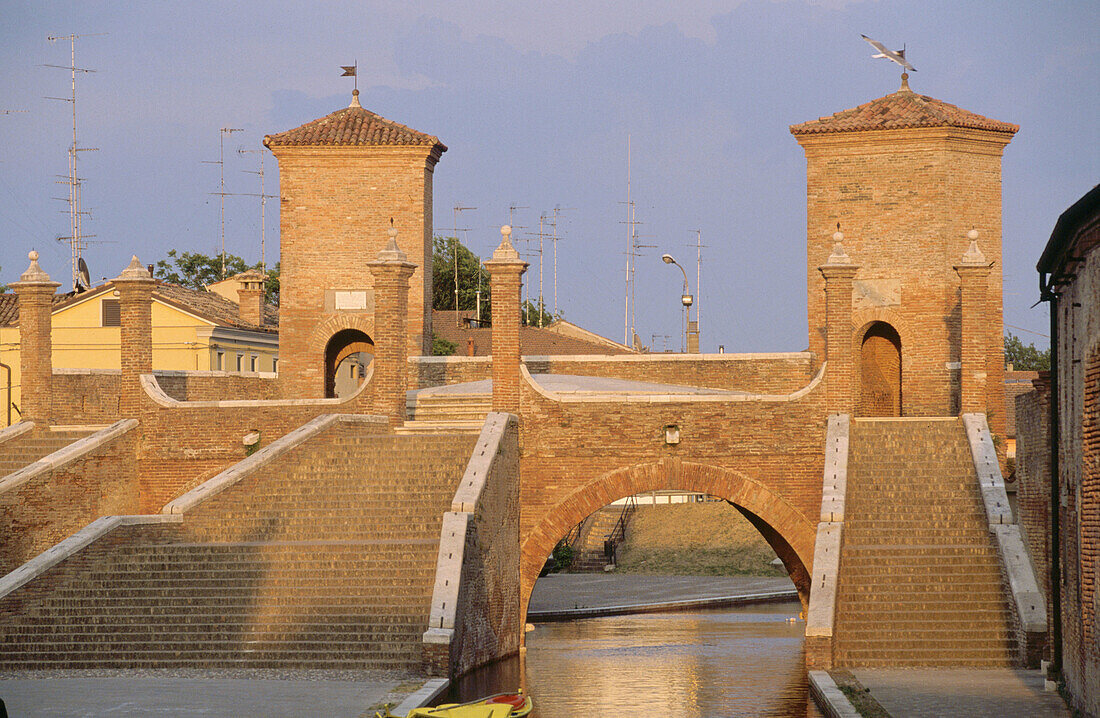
77 257 91 292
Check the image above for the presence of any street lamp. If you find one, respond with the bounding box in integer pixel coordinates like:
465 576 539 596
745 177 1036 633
661 254 694 351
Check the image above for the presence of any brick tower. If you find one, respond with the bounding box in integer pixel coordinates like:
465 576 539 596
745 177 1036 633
264 90 446 397
791 74 1017 436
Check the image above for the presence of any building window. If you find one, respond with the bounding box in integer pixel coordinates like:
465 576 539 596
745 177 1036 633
272 357 278 372
249 355 258 372
235 354 243 372
101 299 120 327
216 351 224 371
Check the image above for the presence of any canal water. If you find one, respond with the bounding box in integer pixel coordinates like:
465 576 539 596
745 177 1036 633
448 600 823 717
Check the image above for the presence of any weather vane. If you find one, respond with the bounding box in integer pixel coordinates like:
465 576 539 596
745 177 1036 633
861 34 916 74
340 61 357 91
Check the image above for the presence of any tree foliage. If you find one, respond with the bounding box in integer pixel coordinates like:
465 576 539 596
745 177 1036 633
154 250 280 305
1004 331 1051 371
432 236 490 318
431 236 561 326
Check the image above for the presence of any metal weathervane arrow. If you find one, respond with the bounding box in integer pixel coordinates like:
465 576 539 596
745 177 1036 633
861 34 916 73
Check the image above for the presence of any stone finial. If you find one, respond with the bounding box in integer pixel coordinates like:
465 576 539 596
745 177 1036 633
900 72 911 92
116 255 153 281
960 229 987 265
349 88 362 109
826 230 852 265
490 225 522 262
18 250 53 283
373 221 410 263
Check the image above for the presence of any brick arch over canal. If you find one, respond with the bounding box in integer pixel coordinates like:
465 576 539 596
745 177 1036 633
518 460 817 624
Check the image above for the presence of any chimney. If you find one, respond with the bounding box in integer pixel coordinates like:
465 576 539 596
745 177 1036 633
236 271 266 326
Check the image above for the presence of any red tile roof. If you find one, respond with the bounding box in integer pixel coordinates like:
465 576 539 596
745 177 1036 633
1 283 277 332
0 292 75 327
264 100 446 151
790 86 1018 136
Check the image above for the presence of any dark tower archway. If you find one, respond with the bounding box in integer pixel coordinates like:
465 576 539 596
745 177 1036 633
324 329 374 398
859 321 902 416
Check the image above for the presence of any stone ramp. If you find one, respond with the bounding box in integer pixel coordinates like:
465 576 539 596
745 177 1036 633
834 418 1017 667
0 429 477 670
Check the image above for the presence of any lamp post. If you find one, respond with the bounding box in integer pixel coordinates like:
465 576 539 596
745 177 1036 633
662 254 694 352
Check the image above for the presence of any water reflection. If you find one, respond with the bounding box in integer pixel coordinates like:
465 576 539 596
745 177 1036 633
449 601 822 717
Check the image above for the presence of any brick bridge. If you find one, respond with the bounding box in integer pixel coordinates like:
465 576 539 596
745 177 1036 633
0 80 1048 679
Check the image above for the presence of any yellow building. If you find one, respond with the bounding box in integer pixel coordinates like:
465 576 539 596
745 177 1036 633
0 276 278 426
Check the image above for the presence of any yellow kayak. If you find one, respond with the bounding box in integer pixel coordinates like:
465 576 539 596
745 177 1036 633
377 691 532 718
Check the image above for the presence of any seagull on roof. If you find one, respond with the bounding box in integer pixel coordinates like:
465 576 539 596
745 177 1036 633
861 34 916 72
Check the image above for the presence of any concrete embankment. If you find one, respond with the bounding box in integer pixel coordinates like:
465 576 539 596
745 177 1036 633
527 574 798 621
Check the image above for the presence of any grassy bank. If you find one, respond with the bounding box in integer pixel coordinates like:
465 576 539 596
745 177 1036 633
616 501 784 576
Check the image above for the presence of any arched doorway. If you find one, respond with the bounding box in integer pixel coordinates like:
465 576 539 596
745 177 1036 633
324 329 374 398
859 321 901 416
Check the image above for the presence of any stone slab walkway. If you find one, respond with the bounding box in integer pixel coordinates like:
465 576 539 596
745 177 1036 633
0 669 421 718
528 573 798 616
849 668 1070 717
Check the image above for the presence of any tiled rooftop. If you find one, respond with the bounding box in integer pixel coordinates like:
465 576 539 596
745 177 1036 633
264 96 446 150
1 283 277 332
790 84 1018 136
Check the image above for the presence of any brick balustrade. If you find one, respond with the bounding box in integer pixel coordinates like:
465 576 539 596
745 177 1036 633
485 226 527 414
10 252 60 425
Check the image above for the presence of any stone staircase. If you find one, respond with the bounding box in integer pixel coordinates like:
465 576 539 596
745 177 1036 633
398 390 491 435
833 418 1016 667
0 428 97 477
569 505 630 572
0 431 477 670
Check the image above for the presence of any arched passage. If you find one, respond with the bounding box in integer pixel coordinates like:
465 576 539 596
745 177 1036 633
859 321 901 416
520 459 817 627
324 329 374 398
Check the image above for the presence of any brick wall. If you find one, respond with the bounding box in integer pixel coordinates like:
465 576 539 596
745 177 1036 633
52 371 121 424
425 415 521 677
1015 376 1051 660
796 127 1010 434
152 371 281 402
0 423 138 576
134 373 375 512
272 145 441 398
525 353 817 393
516 373 826 622
1053 229 1100 715
409 357 491 390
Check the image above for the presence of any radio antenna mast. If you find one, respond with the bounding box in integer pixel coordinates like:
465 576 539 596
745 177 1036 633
689 229 708 343
45 33 104 291
550 205 574 317
237 148 277 273
204 127 243 278
451 205 477 325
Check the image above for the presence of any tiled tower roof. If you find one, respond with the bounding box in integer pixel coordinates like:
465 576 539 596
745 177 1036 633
263 91 446 151
790 79 1018 136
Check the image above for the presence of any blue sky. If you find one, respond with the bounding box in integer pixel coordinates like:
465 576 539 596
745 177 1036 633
1 0 1096 351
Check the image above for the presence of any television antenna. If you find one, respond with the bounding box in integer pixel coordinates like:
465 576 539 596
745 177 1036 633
688 229 708 346
203 127 243 278
550 205 575 316
45 32 104 291
237 148 278 273
451 205 477 325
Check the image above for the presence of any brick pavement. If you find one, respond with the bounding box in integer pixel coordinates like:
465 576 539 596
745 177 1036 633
849 668 1070 717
